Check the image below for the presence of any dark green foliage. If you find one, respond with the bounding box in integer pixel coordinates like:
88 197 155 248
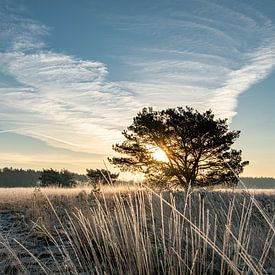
238 177 275 189
39 169 59 186
86 169 119 185
0 167 88 187
59 169 77 187
39 169 76 187
109 106 249 189
0 167 40 187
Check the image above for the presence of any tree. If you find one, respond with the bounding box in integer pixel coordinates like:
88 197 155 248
86 169 119 185
39 169 76 187
109 107 249 189
39 169 60 187
59 169 76 187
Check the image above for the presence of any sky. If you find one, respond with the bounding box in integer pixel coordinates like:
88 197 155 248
0 0 274 177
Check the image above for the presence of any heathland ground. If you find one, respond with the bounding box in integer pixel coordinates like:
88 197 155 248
0 184 274 274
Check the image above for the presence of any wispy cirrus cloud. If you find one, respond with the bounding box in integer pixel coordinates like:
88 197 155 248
114 1 275 118
0 0 275 156
0 4 141 154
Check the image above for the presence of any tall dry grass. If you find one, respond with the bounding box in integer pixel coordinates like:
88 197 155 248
1 185 274 274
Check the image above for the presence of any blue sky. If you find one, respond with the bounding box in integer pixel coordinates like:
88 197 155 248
0 0 274 176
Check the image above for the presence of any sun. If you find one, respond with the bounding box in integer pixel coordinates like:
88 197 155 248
149 146 169 162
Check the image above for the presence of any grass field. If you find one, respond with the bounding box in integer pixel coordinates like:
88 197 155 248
0 184 274 274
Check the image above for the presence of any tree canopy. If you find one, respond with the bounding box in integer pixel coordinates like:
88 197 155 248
86 169 119 185
39 169 76 187
109 107 249 189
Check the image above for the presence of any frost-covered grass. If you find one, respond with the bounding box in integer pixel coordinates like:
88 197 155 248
0 185 274 274
0 184 144 206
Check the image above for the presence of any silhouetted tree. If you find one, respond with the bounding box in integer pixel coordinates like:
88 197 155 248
86 169 119 185
60 169 76 187
39 169 61 187
39 169 76 187
109 107 249 189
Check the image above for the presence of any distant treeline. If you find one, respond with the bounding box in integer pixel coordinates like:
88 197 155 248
0 167 87 187
0 167 275 188
238 177 275 189
0 167 40 187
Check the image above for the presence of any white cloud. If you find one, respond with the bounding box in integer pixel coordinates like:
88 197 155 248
0 49 141 153
115 1 275 120
0 0 275 156
209 39 275 118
